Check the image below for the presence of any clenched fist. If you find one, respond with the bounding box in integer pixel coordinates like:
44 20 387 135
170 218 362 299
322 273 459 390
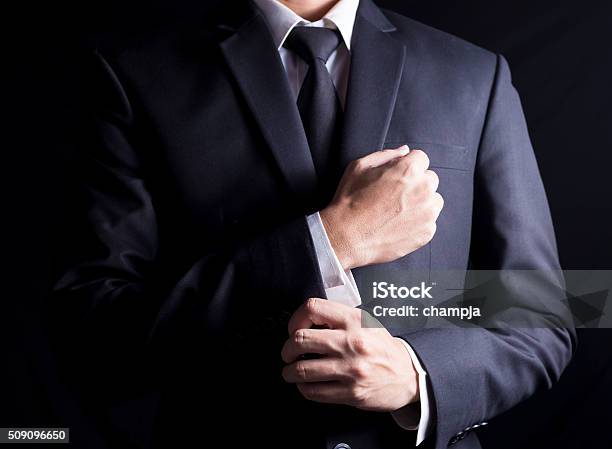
320 146 443 270
281 298 419 412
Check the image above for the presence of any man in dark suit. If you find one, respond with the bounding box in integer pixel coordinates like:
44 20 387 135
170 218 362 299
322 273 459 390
51 0 575 448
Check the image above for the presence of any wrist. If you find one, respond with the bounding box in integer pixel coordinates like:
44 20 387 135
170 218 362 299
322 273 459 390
320 206 356 270
393 337 421 406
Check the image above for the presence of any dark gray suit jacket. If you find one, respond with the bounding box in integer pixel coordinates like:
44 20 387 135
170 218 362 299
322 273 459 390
51 1 575 448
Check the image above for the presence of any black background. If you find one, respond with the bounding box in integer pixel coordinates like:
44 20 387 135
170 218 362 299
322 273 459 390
4 0 612 447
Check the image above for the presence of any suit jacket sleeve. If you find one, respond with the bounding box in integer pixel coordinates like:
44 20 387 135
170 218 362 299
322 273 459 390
397 55 576 448
49 51 326 394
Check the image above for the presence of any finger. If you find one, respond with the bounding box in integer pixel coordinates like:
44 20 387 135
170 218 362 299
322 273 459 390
357 145 410 168
283 358 349 383
281 328 345 363
297 381 351 405
288 298 359 334
432 192 445 218
424 169 439 193
399 148 430 175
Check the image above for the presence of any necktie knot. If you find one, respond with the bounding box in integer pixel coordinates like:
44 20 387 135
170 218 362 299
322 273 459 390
284 27 341 64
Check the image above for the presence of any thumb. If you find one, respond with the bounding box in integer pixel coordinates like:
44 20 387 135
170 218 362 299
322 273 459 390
359 145 410 168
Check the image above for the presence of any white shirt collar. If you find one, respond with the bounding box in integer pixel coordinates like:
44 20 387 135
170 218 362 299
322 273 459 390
253 0 359 51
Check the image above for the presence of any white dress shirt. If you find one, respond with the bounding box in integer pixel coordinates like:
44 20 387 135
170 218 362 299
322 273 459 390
252 0 431 444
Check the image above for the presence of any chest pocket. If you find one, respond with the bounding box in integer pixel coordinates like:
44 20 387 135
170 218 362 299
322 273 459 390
383 141 472 172
381 140 475 271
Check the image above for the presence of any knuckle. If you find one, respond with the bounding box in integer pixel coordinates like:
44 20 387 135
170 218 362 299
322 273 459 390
398 170 413 185
351 360 369 379
293 329 306 345
295 361 308 381
422 207 436 223
417 149 430 166
304 297 321 315
398 171 412 186
427 170 439 188
410 149 429 165
419 179 434 195
349 333 369 355
397 157 417 174
352 158 367 171
406 162 423 177
413 172 431 193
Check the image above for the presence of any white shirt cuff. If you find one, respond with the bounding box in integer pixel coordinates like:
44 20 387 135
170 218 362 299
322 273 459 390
306 213 361 307
391 338 432 446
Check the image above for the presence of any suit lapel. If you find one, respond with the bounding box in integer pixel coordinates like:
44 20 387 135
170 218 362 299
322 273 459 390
219 4 318 201
217 0 413 199
338 0 409 170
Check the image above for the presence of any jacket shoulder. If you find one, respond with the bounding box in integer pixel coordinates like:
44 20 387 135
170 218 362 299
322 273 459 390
92 11 225 79
381 9 498 75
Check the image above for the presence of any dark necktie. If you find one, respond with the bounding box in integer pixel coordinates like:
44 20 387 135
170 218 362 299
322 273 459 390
283 27 342 196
